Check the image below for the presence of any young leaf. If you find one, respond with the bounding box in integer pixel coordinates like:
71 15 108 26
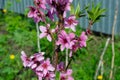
87 2 106 23
75 4 80 18
70 4 75 14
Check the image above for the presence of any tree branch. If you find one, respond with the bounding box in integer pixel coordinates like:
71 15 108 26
36 23 41 53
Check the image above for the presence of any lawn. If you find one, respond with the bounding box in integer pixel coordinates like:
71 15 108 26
0 11 120 80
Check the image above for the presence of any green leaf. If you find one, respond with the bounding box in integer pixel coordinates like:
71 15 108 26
94 3 101 14
75 3 80 18
70 4 75 14
87 2 106 23
87 10 94 20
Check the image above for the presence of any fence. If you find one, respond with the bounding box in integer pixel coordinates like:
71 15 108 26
0 0 120 35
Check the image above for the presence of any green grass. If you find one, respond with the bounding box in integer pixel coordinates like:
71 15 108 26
0 11 120 80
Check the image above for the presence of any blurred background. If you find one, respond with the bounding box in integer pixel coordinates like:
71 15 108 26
0 0 120 80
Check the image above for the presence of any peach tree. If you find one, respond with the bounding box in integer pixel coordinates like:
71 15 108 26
21 0 105 80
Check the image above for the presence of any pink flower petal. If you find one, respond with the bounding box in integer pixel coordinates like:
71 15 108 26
50 73 55 77
21 51 27 57
69 0 73 3
36 71 43 76
73 22 78 26
31 63 37 69
71 25 76 32
56 41 60 45
43 69 48 75
67 69 73 75
46 58 50 64
39 26 47 32
37 56 44 61
61 30 67 37
28 11 33 18
65 4 71 11
39 33 47 39
27 61 34 67
69 15 75 19
69 33 75 39
38 76 42 80
65 43 70 49
21 51 30 67
47 35 52 42
41 4 46 10
36 65 43 71
61 45 65 51
80 41 86 47
68 76 74 80
48 65 55 71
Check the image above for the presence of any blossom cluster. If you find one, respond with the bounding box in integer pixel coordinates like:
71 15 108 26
60 69 74 80
28 0 73 22
21 51 55 80
56 30 87 57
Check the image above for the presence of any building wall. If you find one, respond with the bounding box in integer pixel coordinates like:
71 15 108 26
0 0 120 35
0 0 4 9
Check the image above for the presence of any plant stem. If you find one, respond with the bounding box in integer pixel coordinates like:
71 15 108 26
65 56 73 71
36 23 41 53
65 29 70 67
110 0 118 79
87 20 93 30
53 14 64 71
66 49 68 67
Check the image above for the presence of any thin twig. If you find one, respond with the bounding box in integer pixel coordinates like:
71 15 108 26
87 20 93 30
65 56 73 71
109 0 119 79
66 49 68 67
36 23 41 53
94 38 110 80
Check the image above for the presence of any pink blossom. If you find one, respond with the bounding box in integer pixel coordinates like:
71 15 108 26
69 44 78 57
28 6 45 23
56 30 75 51
46 9 55 21
28 6 36 18
57 0 73 11
36 58 55 76
64 15 78 32
57 62 64 71
21 51 44 69
60 69 74 80
46 0 72 18
69 32 88 57
46 0 56 13
39 24 52 42
44 72 55 80
21 51 55 80
35 0 46 10
57 0 72 17
21 51 30 67
78 31 88 48
36 71 55 80
28 53 45 69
